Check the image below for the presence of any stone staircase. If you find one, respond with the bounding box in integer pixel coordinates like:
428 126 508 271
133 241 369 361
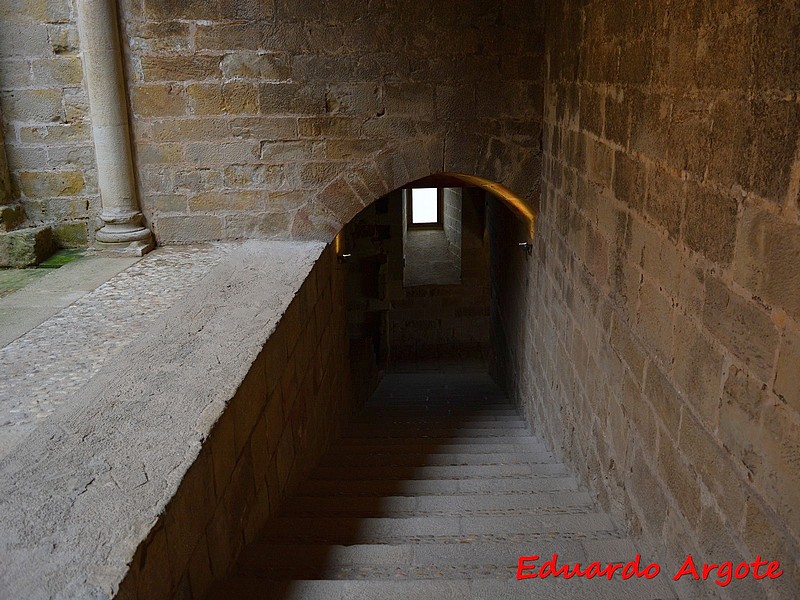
209 372 677 600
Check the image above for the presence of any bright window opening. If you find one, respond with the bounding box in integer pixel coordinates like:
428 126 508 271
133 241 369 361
411 188 439 224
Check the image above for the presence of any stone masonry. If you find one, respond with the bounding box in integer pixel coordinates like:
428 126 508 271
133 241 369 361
0 1 797 599
490 2 800 599
0 0 95 247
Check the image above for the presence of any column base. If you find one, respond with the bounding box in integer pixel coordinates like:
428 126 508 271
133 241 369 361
94 236 154 256
95 220 155 256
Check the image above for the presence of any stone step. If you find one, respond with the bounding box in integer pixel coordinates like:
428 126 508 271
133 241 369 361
309 463 568 481
350 414 525 424
237 540 590 574
359 409 522 419
347 417 528 428
236 540 590 580
295 476 582 497
258 513 618 544
209 577 677 600
328 442 551 454
215 372 675 599
338 434 547 445
341 428 535 440
319 451 556 467
284 491 595 517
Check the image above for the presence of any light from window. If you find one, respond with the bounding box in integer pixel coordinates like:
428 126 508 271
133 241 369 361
411 188 438 224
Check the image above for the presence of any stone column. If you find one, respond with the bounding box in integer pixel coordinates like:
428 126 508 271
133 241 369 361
77 0 153 254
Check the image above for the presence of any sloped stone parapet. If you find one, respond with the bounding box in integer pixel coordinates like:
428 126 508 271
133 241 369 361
0 225 54 267
0 240 354 599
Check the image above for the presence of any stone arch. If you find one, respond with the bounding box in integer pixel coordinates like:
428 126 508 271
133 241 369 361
291 135 541 241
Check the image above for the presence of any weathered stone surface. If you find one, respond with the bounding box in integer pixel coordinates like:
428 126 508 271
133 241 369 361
0 240 327 600
187 83 257 116
683 182 738 265
0 89 63 123
774 327 800 415
18 171 84 198
132 84 187 118
733 203 800 321
0 225 54 267
702 277 778 382
156 215 223 242
0 205 24 232
52 221 88 247
670 313 722 428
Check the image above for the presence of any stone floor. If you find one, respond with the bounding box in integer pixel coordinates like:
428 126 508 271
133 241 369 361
211 372 678 600
0 243 234 459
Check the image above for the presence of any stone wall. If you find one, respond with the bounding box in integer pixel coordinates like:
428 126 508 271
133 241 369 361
0 1 543 247
492 1 800 598
0 0 95 246
0 111 11 206
443 186 462 271
116 0 544 243
116 242 354 599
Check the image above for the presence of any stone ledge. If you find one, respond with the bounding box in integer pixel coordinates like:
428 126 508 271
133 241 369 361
0 225 55 267
0 240 325 599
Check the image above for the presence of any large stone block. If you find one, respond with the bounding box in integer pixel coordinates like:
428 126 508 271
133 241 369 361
733 203 800 321
156 215 223 242
221 53 290 81
195 22 262 51
613 151 646 212
644 167 684 241
749 98 799 204
0 23 50 56
30 57 83 87
223 164 285 190
0 225 54 267
758 401 800 539
192 82 258 115
679 409 747 523
258 83 325 115
683 181 738 265
224 212 292 239
18 122 91 144
703 277 778 382
0 204 24 232
150 118 230 142
140 55 221 82
185 142 258 165
0 89 63 123
18 170 84 197
666 97 711 176
52 221 88 247
644 362 682 435
47 24 80 55
671 313 723 428
188 191 263 212
635 278 674 368
132 84 187 118
774 327 800 415
629 92 671 162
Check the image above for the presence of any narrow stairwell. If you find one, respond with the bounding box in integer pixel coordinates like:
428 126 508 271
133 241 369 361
210 372 677 599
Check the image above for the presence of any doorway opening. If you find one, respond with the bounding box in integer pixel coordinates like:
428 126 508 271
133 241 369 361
403 186 462 287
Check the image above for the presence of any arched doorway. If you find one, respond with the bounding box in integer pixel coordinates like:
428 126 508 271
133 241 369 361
332 173 536 402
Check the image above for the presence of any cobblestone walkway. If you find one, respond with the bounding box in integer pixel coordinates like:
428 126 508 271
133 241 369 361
0 244 234 459
211 372 677 600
